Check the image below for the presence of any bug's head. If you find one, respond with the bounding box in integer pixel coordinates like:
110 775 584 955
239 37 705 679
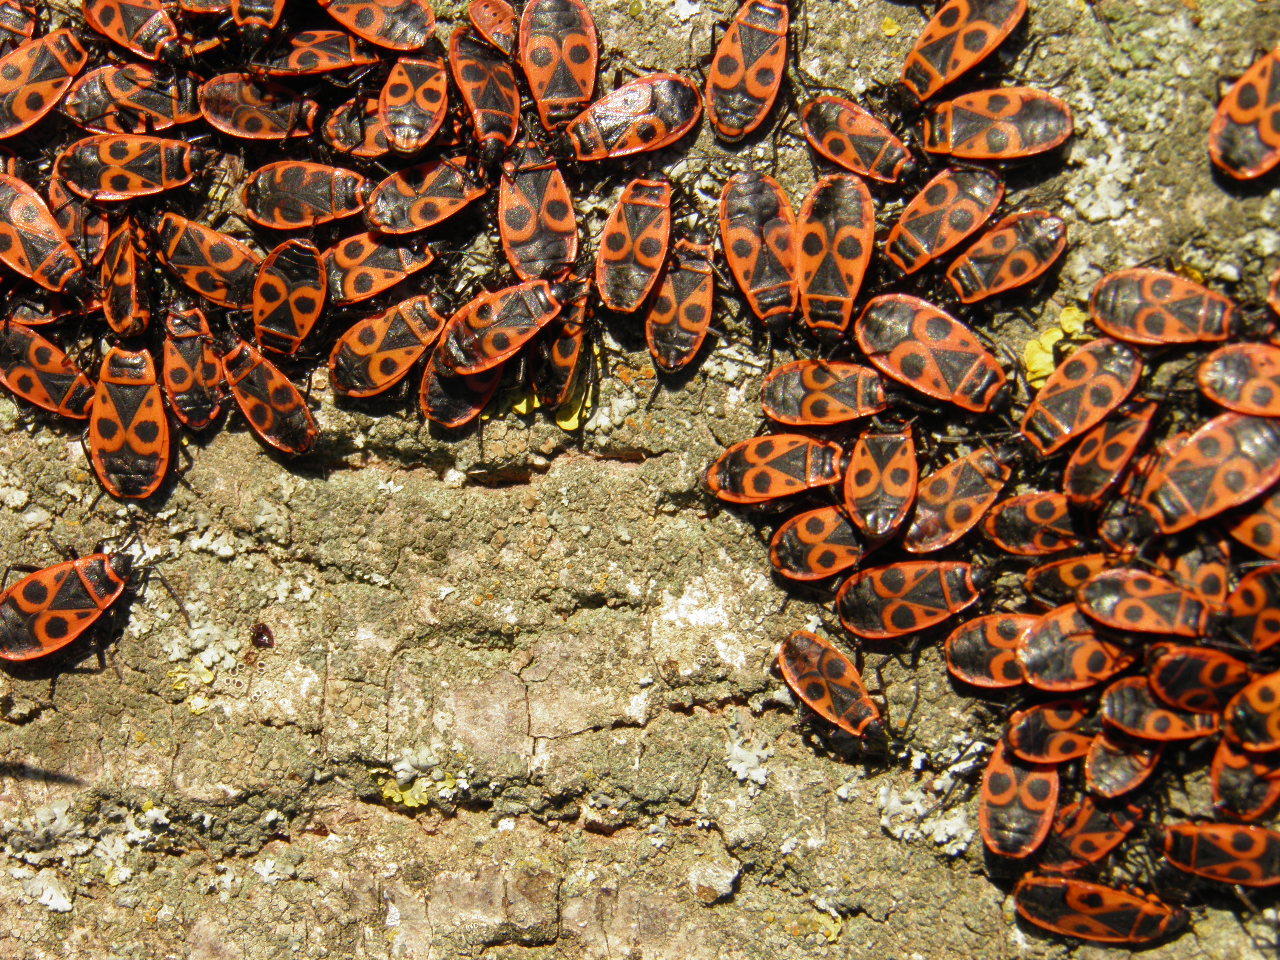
550 276 590 307
479 140 505 168
61 268 93 303
108 553 135 583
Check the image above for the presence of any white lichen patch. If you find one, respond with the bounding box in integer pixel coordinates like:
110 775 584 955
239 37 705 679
386 747 478 808
14 867 73 912
726 737 771 795
876 741 987 857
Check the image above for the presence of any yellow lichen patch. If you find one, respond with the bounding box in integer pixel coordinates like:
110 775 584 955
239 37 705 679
1173 262 1206 285
1023 306 1087 387
509 389 541 416
881 16 901 36
381 777 433 808
167 664 214 692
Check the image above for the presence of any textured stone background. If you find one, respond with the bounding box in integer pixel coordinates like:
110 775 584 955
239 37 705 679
2 0 1279 957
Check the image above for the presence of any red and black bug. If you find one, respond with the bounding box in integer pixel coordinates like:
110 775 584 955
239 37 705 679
329 293 447 398
943 613 1034 689
1155 533 1231 604
0 0 34 49
242 161 370 229
1062 402 1155 508
1025 554 1117 609
83 0 178 61
836 561 980 639
842 424 917 542
1085 732 1160 800
1018 604 1134 693
449 24 520 164
1076 569 1215 638
178 0 230 12
769 505 862 581
89 346 171 501
1013 876 1185 945
155 212 262 309
1139 412 1280 534
924 87 1073 159
720 170 796 324
646 232 714 373
48 170 108 269
778 629 882 739
199 74 317 139
437 279 566 374
798 95 910 183
316 0 436 51
322 96 393 158
0 31 87 137
324 232 434 304
0 551 135 661
365 157 488 234
100 218 152 337
230 0 284 44
1038 798 1142 874
57 134 201 202
0 324 94 418
706 434 843 505
253 239 326 356
1224 562 1280 653
984 491 1079 556
705 0 787 142
595 177 671 313
1006 700 1093 764
980 739 1057 859
499 140 577 281
1020 338 1142 455
1228 484 1280 560
1224 670 1280 751
519 0 597 132
418 350 503 428
1198 342 1280 417
222 339 318 456
900 0 1027 101
797 173 873 336
1100 676 1220 742
162 307 224 430
885 168 1004 274
563 72 702 161
903 446 1009 553
1212 738 1280 821
0 173 84 293
1162 822 1280 887
1090 268 1239 345
256 30 379 76
378 56 448 153
856 295 1007 412
946 211 1067 304
760 359 887 427
469 0 516 54
1148 644 1249 715
63 63 201 134
1209 47 1280 180
530 288 589 408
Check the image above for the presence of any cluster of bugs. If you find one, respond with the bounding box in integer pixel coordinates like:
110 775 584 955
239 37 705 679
0 0 725 509
708 8 1280 952
0 0 733 662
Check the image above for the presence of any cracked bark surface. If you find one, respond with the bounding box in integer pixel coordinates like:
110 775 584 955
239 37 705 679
2 0 1279 957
